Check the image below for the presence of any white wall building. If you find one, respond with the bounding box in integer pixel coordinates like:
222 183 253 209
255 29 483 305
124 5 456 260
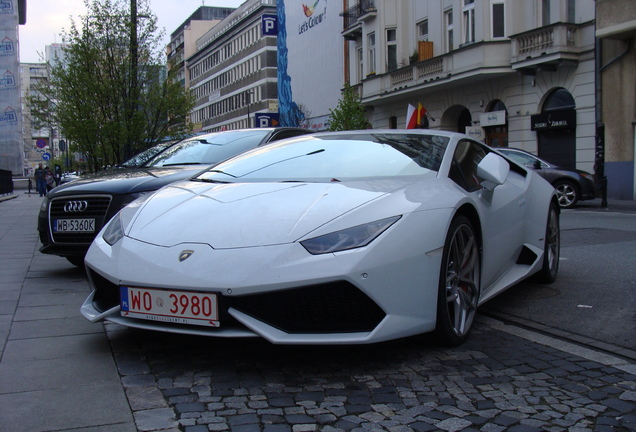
276 0 345 130
342 0 597 174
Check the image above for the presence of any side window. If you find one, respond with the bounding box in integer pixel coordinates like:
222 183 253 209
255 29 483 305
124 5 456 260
449 140 488 192
270 130 310 141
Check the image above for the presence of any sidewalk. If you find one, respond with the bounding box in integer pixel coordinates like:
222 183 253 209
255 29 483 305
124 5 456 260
0 194 135 432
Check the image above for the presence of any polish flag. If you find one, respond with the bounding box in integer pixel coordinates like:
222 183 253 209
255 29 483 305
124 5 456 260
406 104 417 129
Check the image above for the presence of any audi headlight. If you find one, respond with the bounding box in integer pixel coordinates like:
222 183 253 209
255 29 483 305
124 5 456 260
301 216 401 255
40 197 50 213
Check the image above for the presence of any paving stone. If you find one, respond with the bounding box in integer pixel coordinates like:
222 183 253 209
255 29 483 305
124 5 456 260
102 320 636 432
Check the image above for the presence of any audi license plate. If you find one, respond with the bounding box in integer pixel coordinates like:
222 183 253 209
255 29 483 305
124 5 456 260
120 286 220 327
53 218 95 232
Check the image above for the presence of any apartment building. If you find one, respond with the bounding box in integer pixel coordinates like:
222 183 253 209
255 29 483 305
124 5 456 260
166 6 235 88
0 0 25 175
341 0 596 175
188 0 278 132
595 0 636 200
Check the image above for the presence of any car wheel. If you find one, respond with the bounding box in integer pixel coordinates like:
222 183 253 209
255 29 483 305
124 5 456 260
434 215 481 346
554 180 578 209
66 256 85 267
533 202 560 283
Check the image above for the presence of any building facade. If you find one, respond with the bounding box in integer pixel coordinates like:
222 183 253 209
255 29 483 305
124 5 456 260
166 6 235 88
342 0 597 175
595 0 636 200
188 0 279 132
0 0 25 175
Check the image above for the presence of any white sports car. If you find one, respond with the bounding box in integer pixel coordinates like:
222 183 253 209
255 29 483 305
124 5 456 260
81 130 560 346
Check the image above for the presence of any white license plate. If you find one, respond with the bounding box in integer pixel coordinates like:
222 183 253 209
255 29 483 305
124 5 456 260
53 218 95 233
120 286 220 327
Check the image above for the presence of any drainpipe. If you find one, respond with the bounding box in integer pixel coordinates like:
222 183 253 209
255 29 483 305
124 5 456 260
595 36 608 207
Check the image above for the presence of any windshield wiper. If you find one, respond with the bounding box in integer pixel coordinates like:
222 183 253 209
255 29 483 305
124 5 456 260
192 178 230 184
159 162 206 167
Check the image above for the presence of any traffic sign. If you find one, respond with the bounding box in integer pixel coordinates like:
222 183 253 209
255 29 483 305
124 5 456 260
42 152 51 161
36 138 47 149
255 113 280 128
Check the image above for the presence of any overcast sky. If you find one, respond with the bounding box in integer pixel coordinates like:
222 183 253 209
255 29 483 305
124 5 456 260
18 0 246 63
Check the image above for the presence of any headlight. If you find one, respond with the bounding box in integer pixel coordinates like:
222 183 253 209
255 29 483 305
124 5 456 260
102 193 152 246
102 212 124 246
40 197 49 213
301 216 401 255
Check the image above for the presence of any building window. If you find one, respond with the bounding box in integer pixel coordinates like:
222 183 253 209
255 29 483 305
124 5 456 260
445 9 454 52
367 32 376 75
542 0 551 26
492 1 505 38
567 0 575 22
463 0 475 45
417 19 429 41
357 47 364 82
386 28 397 71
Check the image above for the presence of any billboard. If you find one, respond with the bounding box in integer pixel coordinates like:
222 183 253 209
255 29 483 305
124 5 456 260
277 0 344 130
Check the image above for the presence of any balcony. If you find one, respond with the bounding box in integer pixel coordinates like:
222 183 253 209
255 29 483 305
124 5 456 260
359 41 512 104
341 0 377 39
510 22 589 74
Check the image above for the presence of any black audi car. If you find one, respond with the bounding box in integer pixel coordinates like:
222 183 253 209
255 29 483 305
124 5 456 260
498 147 596 209
38 128 311 266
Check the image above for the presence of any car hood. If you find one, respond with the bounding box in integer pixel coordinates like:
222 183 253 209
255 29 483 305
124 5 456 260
48 166 207 197
126 180 410 249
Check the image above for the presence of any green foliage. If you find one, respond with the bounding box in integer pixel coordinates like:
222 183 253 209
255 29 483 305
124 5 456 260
327 83 368 131
27 0 194 171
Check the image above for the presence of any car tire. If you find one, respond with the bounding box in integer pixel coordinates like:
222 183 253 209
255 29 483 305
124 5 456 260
532 202 560 283
434 215 481 347
554 180 579 209
66 256 85 267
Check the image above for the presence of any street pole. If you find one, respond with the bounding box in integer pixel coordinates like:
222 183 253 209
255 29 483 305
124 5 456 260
127 0 138 160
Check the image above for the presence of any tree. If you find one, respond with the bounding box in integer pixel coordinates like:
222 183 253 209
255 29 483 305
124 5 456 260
327 83 368 131
28 0 194 171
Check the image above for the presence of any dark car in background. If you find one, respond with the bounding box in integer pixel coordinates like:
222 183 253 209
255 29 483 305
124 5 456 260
38 128 311 266
498 147 596 209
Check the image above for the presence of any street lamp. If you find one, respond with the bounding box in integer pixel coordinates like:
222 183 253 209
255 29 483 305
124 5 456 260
245 89 254 128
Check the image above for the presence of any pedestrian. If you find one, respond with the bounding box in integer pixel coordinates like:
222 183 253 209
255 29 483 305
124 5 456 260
34 163 47 197
45 166 56 192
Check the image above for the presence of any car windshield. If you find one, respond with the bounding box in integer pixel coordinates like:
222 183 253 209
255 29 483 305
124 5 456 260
194 132 449 183
145 130 272 168
119 141 177 168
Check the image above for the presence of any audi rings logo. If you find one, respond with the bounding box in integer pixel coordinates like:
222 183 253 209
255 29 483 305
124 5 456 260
63 201 88 213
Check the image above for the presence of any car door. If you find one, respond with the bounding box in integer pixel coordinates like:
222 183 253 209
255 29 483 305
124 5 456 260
449 140 529 297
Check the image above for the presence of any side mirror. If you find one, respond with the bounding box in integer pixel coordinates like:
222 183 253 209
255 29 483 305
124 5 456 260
477 152 510 191
533 160 542 169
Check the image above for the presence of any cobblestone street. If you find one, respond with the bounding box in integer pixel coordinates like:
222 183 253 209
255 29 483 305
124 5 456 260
107 317 636 432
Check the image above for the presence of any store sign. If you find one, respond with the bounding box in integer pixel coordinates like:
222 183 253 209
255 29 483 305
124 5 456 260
479 110 506 126
466 126 485 141
531 109 576 131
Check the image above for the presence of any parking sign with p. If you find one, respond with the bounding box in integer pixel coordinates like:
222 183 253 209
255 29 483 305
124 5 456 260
262 15 277 36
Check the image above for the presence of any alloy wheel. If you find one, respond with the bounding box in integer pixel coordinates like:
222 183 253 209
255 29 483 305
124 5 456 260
444 223 480 338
